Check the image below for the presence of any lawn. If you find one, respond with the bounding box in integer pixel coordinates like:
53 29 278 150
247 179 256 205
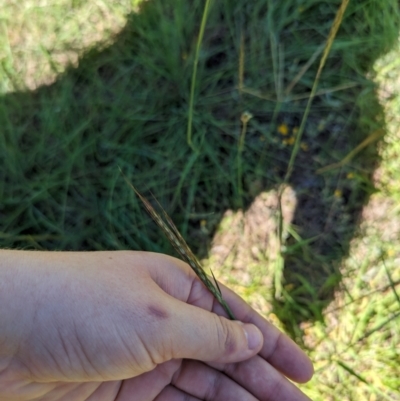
1 0 399 399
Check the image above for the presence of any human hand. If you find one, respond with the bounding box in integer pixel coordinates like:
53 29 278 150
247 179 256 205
0 250 313 400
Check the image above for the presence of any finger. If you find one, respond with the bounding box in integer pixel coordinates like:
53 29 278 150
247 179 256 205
172 360 258 401
115 360 181 401
165 296 263 364
155 386 201 401
146 253 313 382
209 355 312 401
210 283 314 383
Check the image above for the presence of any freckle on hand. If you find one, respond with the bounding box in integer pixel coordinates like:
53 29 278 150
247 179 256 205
148 304 169 320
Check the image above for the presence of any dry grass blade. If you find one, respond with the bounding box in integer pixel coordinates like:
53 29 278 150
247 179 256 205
120 171 236 320
316 129 384 174
283 0 350 184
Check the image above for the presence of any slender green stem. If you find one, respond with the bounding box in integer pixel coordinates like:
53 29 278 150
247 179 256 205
237 122 246 205
187 0 213 150
237 112 253 207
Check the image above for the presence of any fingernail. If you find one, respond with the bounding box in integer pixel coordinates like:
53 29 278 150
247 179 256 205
243 324 263 350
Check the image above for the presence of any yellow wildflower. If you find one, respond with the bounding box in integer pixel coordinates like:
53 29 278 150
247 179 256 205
278 123 289 136
387 249 395 257
283 136 295 145
334 189 342 198
300 142 308 151
292 127 299 135
347 172 355 179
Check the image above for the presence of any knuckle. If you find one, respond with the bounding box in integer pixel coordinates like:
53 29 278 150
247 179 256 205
216 317 237 355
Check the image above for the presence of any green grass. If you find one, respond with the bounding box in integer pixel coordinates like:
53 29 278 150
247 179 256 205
1 0 399 399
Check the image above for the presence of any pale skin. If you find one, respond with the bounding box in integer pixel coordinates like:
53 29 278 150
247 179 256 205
0 250 314 401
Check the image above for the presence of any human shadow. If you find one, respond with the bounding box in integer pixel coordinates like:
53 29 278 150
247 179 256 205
0 0 398 335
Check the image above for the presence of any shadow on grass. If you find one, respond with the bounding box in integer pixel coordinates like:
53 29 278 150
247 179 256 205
0 0 398 336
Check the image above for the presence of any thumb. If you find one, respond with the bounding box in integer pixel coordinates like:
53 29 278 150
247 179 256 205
166 300 263 364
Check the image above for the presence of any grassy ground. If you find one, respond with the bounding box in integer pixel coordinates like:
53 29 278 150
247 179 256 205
1 0 399 399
